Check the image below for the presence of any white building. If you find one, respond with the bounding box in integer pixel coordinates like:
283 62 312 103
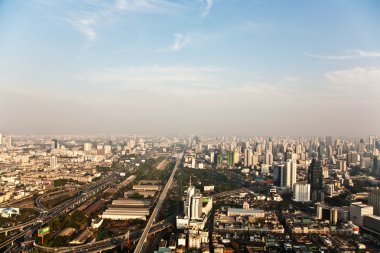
293 183 310 202
84 143 92 152
50 156 58 170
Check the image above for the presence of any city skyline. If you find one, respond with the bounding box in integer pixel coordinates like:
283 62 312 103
1 0 380 135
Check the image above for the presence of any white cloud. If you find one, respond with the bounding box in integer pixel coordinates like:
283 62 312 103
307 49 380 60
83 65 223 92
201 0 213 17
325 66 380 91
170 33 192 51
60 0 181 43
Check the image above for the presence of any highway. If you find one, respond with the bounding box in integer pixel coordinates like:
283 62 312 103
33 215 176 253
0 175 117 252
133 147 185 253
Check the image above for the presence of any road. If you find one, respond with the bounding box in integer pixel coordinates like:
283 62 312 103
133 147 185 253
33 215 176 253
0 175 117 252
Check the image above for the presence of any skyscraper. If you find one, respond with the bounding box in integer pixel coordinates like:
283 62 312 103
285 159 297 188
308 158 323 201
244 148 253 167
50 156 58 170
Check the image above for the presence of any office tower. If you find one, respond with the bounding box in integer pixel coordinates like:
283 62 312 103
191 195 203 219
337 159 346 173
373 156 380 175
0 133 2 145
265 151 273 166
51 139 59 149
308 158 323 201
350 202 373 226
324 184 334 197
358 139 366 153
315 203 323 219
274 164 283 186
330 208 338 225
267 141 273 153
227 151 234 167
296 144 302 155
233 149 239 164
317 144 326 160
191 157 196 169
283 159 297 188
50 156 58 170
369 136 375 149
244 148 253 167
347 151 359 166
210 151 215 164
255 144 262 155
216 154 222 167
368 189 380 216
293 183 310 202
104 145 112 154
84 143 92 152
252 155 258 166
322 167 329 178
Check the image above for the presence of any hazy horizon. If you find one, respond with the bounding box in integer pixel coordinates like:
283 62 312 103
1 0 380 136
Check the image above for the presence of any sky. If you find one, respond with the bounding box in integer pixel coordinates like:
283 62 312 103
0 0 379 136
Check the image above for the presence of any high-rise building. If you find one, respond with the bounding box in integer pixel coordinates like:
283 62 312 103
191 195 203 220
244 148 253 167
315 202 323 219
358 139 366 153
265 151 273 166
0 133 2 145
50 156 58 170
233 149 239 164
104 145 112 155
210 151 215 164
369 135 375 149
347 151 359 165
293 183 310 202
84 143 92 152
372 156 380 176
337 159 346 173
368 189 380 216
308 158 323 201
51 139 59 149
227 151 234 167
330 208 338 225
283 159 297 188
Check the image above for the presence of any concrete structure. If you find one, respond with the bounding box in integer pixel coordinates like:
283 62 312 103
363 215 380 234
350 202 373 226
133 185 161 191
227 208 265 217
102 207 150 220
368 189 380 216
293 183 310 202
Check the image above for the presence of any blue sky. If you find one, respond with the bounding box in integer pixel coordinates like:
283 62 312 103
0 0 380 135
